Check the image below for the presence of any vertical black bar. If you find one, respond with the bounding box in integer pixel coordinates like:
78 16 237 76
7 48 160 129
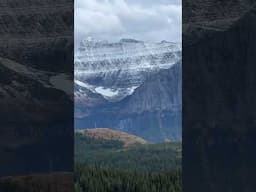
183 1 256 191
0 0 74 190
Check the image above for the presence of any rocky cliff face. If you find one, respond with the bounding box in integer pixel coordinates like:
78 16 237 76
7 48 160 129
0 0 73 72
0 0 73 176
75 38 181 142
183 1 256 191
75 38 180 101
0 0 73 123
183 0 254 45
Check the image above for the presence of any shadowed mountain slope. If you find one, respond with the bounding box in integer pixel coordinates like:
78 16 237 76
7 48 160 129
0 0 73 177
183 1 256 191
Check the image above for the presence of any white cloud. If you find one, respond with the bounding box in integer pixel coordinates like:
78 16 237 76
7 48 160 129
75 0 181 48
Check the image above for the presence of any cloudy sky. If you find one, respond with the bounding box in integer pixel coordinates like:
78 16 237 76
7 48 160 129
75 0 181 48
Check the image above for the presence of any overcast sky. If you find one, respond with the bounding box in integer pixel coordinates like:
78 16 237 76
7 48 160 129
75 0 181 49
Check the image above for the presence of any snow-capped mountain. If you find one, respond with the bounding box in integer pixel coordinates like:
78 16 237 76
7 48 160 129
75 37 181 100
75 38 181 142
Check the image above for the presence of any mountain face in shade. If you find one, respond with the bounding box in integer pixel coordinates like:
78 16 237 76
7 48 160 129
0 0 73 176
183 1 256 191
0 0 73 124
75 38 181 142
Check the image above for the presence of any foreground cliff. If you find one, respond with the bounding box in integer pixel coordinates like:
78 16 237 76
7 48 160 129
183 1 256 191
0 0 73 176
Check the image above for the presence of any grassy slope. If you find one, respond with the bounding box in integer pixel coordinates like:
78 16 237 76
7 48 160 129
77 128 147 147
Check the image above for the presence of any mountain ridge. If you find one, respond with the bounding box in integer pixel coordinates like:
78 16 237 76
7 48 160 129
75 38 182 142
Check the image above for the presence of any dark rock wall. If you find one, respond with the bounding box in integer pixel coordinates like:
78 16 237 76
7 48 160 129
0 0 73 177
0 0 73 71
183 1 256 191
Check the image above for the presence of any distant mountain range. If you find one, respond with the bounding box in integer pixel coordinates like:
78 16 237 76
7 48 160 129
75 38 182 142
